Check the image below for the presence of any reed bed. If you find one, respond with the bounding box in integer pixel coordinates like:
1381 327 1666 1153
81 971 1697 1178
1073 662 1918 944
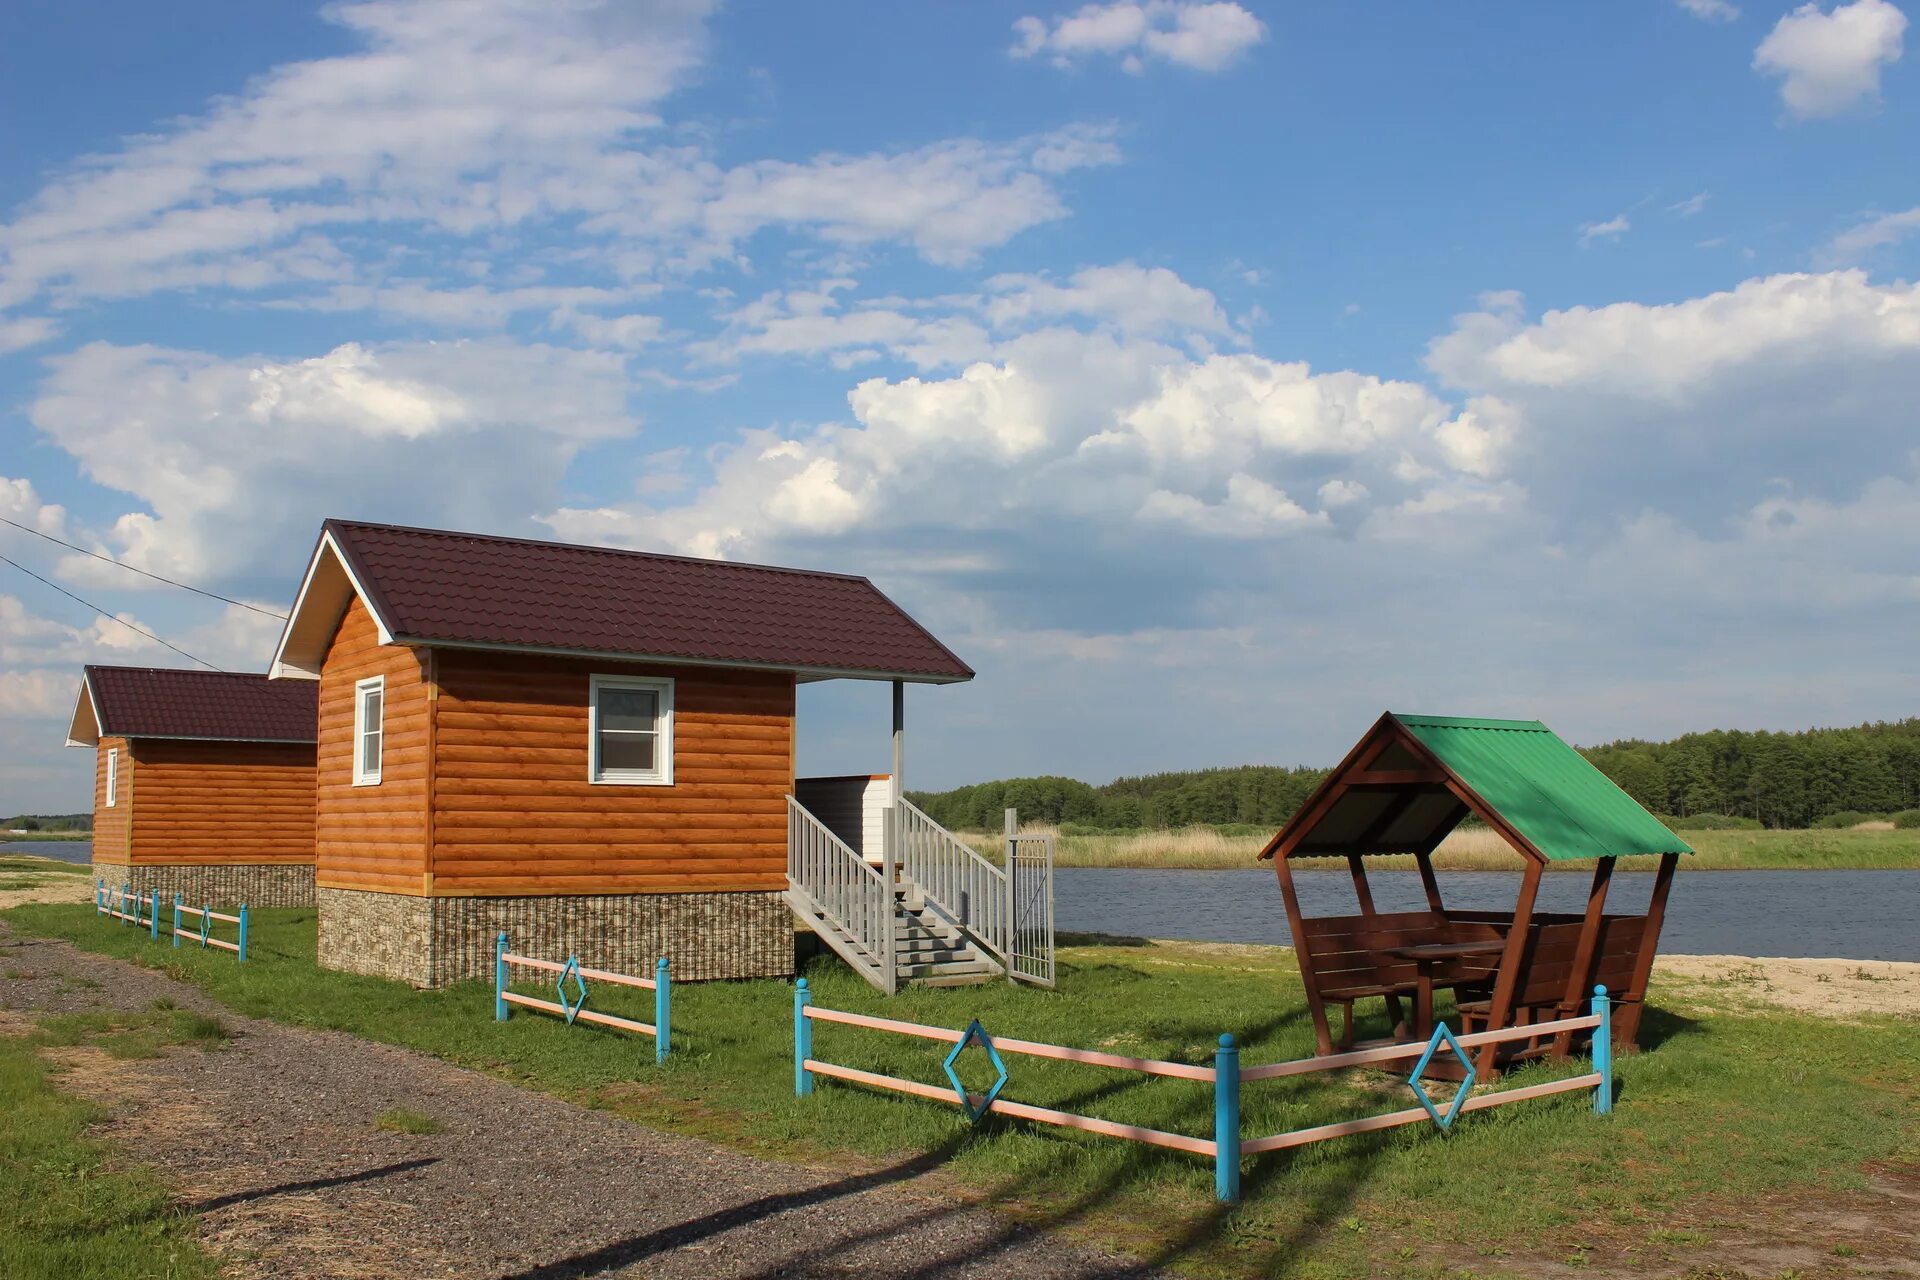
960 824 1920 871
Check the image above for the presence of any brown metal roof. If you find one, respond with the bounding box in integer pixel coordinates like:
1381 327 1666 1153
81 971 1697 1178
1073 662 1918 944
321 519 974 682
83 666 318 743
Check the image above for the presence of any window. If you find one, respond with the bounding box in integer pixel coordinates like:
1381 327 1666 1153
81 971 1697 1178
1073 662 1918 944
105 748 119 807
590 675 673 785
353 676 384 786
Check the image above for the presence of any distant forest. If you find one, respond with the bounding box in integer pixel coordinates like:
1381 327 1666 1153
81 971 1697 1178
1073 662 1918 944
906 718 1920 833
2 813 90 832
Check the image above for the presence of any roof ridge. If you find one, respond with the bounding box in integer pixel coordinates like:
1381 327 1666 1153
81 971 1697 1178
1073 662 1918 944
325 518 874 584
86 664 273 680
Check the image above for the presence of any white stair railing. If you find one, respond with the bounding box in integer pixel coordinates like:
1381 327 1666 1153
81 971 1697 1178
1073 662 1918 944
789 797 896 992
895 798 1009 964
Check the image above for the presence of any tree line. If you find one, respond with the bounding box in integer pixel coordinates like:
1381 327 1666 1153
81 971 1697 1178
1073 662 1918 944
906 717 1920 832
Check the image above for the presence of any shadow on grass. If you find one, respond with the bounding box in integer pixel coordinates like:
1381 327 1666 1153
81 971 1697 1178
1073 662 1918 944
186 1157 441 1213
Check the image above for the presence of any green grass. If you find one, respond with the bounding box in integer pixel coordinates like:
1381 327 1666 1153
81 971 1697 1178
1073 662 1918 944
5 904 1916 1279
373 1107 443 1135
0 857 90 875
0 1010 223 1279
962 824 1920 871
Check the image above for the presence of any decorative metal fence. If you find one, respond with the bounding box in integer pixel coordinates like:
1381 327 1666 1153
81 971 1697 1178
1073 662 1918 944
98 882 248 961
172 896 248 961
492 932 672 1064
794 980 1616 1203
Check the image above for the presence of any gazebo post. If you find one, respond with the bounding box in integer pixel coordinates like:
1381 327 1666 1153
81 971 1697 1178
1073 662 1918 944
1616 851 1679 1049
1272 853 1336 1056
1345 854 1377 915
1555 856 1615 1057
1473 855 1543 1079
1414 849 1444 913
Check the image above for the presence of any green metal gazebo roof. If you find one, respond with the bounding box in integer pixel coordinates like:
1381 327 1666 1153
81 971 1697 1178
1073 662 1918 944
1394 714 1693 862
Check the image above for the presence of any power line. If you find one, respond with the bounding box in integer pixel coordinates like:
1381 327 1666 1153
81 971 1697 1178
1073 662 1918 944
0 515 288 619
0 550 223 672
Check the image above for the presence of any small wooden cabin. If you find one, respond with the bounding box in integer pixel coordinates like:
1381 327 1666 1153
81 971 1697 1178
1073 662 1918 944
65 665 319 906
1260 713 1692 1077
268 519 973 987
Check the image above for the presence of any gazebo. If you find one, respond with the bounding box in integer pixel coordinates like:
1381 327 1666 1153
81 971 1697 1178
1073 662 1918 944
1259 713 1691 1077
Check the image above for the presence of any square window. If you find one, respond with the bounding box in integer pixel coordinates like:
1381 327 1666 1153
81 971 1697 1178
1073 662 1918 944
591 676 673 785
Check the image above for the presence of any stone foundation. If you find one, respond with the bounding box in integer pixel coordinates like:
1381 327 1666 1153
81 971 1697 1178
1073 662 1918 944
89 862 314 908
316 887 795 988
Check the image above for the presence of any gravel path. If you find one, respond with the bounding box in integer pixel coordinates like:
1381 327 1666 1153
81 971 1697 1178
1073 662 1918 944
0 922 1163 1280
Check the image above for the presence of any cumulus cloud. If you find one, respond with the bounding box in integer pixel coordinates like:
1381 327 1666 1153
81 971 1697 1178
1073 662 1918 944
1754 0 1908 119
28 338 634 585
1010 1 1266 73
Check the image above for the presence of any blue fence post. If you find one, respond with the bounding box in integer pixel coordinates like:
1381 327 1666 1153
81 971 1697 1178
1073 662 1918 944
1591 985 1613 1115
122 882 132 926
794 978 814 1097
1215 1033 1242 1204
149 891 160 940
172 894 182 948
494 932 509 1021
655 957 671 1065
237 905 249 963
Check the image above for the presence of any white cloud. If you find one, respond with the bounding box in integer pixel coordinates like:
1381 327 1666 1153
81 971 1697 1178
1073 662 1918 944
1677 0 1741 21
1010 2 1266 73
1578 214 1631 246
984 262 1235 338
0 0 1118 317
1668 192 1712 217
1754 0 1908 119
0 315 62 354
1822 204 1920 261
28 338 635 584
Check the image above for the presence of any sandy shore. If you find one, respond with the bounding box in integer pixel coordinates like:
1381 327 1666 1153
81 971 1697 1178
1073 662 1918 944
1653 953 1920 1020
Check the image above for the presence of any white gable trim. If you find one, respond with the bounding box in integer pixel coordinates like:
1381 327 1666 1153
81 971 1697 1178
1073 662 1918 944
64 675 102 747
269 530 395 680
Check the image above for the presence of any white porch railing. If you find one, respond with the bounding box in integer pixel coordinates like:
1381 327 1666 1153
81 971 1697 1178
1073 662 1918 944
789 797 896 993
896 798 1009 965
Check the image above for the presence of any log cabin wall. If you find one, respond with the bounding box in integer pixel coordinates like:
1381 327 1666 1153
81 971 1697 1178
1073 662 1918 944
428 650 795 896
126 740 316 867
315 595 430 894
93 736 132 863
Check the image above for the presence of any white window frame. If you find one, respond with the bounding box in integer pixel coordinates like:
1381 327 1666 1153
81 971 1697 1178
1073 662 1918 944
589 674 674 786
352 675 385 787
105 748 119 807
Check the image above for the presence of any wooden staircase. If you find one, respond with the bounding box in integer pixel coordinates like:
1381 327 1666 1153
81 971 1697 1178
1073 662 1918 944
786 796 1006 992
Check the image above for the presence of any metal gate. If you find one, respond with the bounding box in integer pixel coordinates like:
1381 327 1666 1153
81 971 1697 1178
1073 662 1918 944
1006 832 1056 988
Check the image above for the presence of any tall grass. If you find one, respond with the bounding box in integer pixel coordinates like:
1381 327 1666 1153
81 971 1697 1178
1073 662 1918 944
961 824 1920 871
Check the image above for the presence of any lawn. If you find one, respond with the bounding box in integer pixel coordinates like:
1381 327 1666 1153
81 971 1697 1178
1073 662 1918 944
0 1004 224 1280
4 903 1916 1278
959 824 1920 872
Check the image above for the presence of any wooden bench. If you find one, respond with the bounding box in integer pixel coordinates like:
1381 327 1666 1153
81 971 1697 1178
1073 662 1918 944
1299 912 1498 1050
1456 915 1647 1056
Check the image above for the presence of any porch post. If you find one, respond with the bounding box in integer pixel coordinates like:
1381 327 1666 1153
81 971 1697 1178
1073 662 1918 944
891 679 904 804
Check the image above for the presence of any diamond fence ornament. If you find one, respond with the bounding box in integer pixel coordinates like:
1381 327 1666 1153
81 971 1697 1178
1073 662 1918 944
1407 1023 1477 1130
556 955 589 1025
942 1019 1009 1122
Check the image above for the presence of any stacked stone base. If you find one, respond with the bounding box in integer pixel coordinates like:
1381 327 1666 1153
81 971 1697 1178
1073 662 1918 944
90 862 314 908
315 887 795 988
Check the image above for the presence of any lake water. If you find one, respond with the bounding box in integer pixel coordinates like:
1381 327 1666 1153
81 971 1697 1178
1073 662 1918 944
10 842 1913 961
1056 867 1920 962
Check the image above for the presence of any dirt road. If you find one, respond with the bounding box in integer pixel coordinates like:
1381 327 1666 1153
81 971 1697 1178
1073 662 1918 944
0 921 1159 1280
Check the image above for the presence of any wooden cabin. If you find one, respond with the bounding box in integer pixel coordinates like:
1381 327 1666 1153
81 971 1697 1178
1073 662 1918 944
1260 713 1692 1077
65 665 319 906
268 519 977 988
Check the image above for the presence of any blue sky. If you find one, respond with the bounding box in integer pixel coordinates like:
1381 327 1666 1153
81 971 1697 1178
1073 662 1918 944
2 0 1918 814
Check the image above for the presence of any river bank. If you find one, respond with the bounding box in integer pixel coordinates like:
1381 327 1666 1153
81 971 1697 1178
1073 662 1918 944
964 824 1920 871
